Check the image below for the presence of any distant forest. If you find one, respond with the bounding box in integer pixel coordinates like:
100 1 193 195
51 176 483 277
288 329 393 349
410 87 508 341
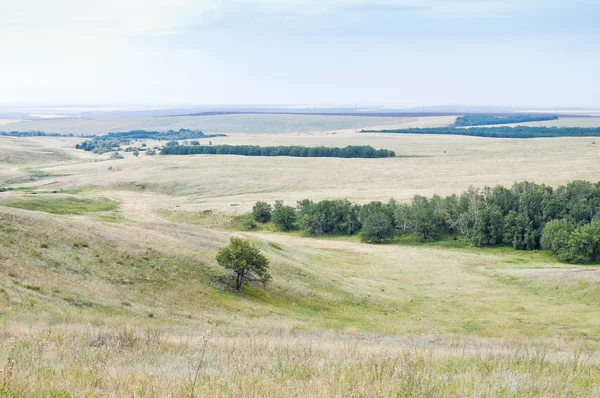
453 114 558 127
75 129 225 153
0 131 65 137
250 180 600 263
160 144 396 158
360 126 600 138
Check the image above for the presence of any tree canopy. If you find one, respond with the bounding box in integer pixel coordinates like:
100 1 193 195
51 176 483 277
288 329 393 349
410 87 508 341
248 179 600 262
215 237 271 290
360 126 600 138
75 129 226 154
453 114 558 127
160 144 395 158
252 202 273 223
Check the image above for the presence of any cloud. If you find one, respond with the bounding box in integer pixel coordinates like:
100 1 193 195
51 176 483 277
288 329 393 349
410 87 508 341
221 0 561 17
0 0 220 37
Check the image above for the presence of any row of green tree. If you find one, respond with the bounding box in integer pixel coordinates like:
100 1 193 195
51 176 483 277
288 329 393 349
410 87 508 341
250 180 600 263
452 114 558 127
360 126 600 138
160 144 396 158
75 129 226 154
0 131 65 137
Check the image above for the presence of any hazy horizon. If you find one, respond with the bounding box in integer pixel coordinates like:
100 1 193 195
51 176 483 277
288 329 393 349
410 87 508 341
2 0 599 108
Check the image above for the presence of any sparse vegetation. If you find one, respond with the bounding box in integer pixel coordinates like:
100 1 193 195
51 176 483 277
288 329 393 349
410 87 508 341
75 129 227 154
6 197 118 215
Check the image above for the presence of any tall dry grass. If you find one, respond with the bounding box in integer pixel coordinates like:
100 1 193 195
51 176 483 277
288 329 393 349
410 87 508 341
1 325 599 397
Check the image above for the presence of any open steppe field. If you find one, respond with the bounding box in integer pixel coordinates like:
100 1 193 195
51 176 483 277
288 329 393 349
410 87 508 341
2 114 456 136
1 131 599 213
2 119 600 396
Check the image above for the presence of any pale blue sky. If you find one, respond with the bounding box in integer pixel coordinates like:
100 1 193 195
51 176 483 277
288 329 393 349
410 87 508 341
1 0 599 107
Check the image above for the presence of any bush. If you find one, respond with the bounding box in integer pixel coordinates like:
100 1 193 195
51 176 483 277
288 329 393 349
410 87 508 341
252 202 272 223
563 222 600 263
541 219 574 256
241 219 257 231
472 205 504 246
361 211 395 243
272 201 297 231
297 199 360 236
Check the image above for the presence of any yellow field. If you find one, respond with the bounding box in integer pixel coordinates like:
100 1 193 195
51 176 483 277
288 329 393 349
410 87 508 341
2 114 456 135
1 130 599 213
2 119 600 396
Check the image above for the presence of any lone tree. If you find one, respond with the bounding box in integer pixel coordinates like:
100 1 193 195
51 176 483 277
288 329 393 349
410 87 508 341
252 201 272 223
216 237 271 290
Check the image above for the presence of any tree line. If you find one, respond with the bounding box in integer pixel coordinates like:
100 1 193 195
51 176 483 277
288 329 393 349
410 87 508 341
0 131 65 137
249 180 600 263
75 129 226 154
360 126 600 138
160 144 396 158
453 114 558 127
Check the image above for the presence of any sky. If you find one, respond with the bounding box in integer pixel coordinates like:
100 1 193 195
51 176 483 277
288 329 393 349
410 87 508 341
1 0 599 108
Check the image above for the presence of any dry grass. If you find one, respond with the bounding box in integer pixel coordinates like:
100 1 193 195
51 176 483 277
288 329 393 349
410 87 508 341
2 325 599 397
2 117 600 395
3 132 599 214
3 114 454 136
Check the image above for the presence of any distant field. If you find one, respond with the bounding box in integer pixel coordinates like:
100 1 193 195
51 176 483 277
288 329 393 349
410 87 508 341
4 114 456 135
2 116 600 396
2 132 600 213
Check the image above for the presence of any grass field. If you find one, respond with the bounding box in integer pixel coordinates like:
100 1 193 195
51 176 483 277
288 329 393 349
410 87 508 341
3 114 456 136
1 115 600 396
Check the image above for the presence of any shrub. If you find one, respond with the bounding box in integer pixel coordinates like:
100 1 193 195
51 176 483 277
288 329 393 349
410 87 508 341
361 211 395 243
241 219 257 231
252 202 272 223
272 201 297 231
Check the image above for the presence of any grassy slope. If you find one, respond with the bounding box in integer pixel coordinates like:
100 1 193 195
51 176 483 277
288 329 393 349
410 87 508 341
2 204 600 396
2 128 600 395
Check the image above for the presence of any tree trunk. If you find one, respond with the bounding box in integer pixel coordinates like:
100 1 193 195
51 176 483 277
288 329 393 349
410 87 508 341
235 272 242 290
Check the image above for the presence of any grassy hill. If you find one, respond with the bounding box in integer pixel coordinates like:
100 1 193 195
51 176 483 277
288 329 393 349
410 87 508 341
2 129 600 396
2 199 600 396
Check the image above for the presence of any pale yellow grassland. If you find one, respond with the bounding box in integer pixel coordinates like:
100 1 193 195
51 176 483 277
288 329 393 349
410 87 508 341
2 117 600 396
3 114 455 136
2 132 598 214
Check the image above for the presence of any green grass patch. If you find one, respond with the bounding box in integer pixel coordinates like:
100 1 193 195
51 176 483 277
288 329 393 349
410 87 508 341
229 213 278 232
5 197 119 215
159 209 233 228
503 257 529 264
268 242 283 251
4 169 69 185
